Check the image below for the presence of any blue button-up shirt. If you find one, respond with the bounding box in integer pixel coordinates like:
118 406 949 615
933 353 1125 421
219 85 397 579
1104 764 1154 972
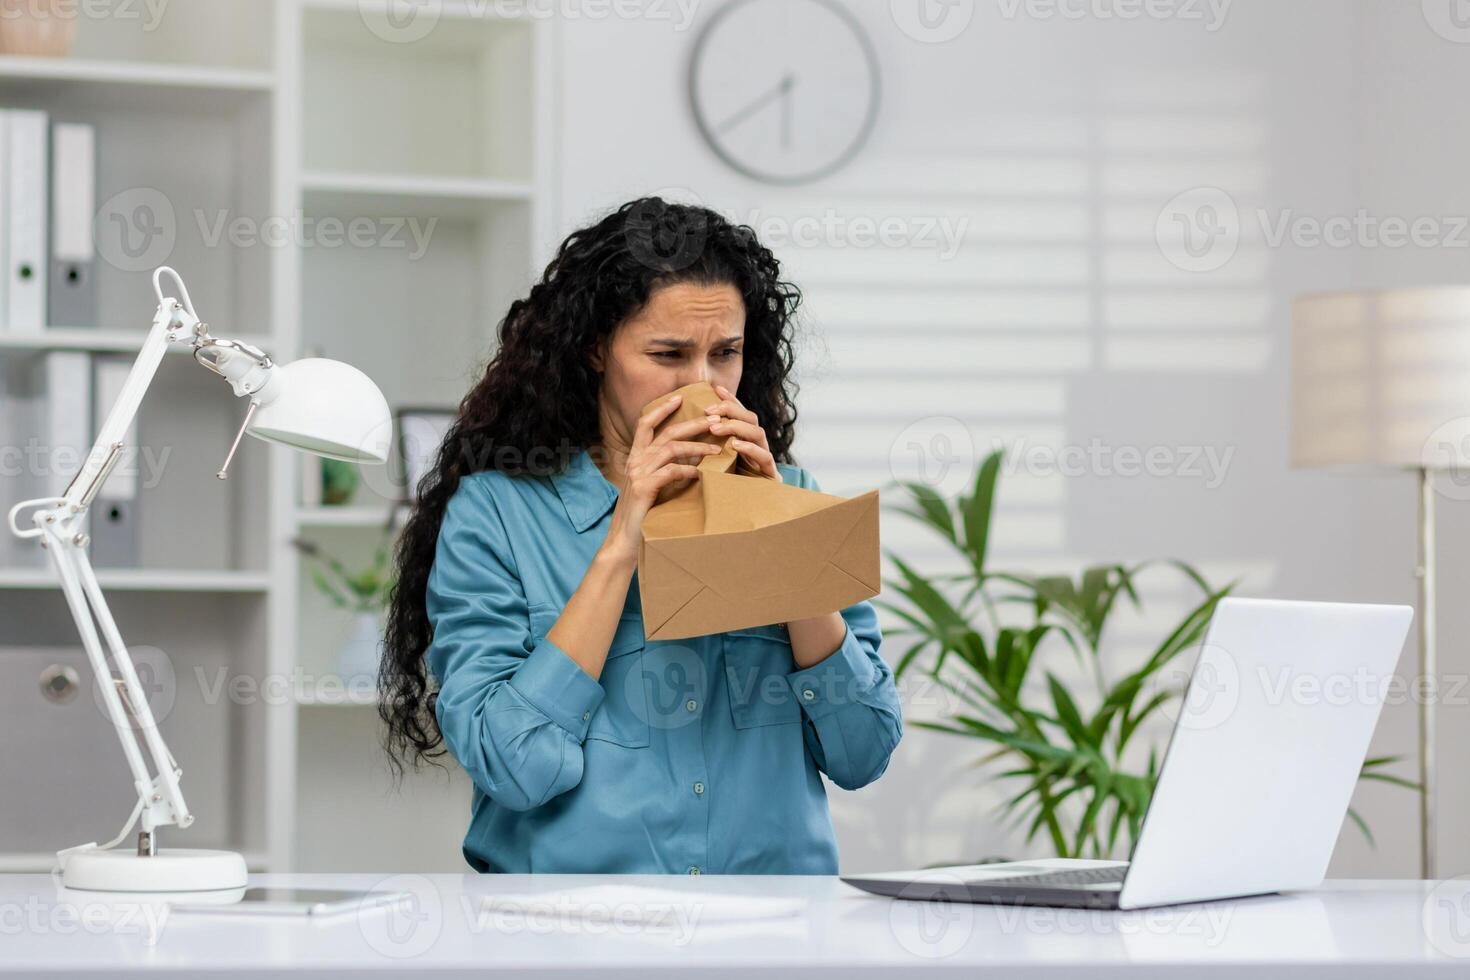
425 447 903 874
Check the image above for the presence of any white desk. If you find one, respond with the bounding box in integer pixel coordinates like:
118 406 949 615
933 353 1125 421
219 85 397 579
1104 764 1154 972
3 872 1469 977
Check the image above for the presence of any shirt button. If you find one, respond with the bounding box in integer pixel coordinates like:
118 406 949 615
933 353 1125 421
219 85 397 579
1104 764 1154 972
686 698 698 712
801 688 816 702
688 865 701 876
693 781 705 796
582 710 591 721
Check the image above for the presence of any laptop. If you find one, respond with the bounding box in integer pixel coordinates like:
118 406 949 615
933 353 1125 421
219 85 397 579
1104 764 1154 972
842 597 1413 910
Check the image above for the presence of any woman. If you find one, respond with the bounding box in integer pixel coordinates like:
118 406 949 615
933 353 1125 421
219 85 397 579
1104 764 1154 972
381 198 903 874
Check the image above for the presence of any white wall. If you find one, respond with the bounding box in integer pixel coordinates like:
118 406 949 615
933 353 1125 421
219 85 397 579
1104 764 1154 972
553 0 1461 878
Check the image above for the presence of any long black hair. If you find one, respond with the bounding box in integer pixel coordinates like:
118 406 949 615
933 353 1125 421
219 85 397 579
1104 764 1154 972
379 197 804 775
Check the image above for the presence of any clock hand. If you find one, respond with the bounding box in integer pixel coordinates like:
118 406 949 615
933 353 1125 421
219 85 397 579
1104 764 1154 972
780 74 795 150
716 72 797 137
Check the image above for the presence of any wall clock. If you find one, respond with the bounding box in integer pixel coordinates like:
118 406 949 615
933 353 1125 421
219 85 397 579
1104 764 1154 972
688 0 881 185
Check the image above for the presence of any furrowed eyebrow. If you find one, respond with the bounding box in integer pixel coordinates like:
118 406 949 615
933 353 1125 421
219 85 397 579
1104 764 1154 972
648 335 744 349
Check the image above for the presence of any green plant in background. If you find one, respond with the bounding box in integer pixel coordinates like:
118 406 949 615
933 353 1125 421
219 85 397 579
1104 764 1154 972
320 458 360 506
291 534 395 614
880 448 1418 860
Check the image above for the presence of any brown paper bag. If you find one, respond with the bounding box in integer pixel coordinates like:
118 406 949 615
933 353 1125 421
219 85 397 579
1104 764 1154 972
636 381 880 640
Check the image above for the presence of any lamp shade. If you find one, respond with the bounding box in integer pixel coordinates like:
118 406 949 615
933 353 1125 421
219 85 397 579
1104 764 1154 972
1291 287 1470 471
246 357 392 463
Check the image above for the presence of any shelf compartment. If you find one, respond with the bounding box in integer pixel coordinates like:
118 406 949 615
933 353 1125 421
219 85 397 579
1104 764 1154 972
303 5 532 182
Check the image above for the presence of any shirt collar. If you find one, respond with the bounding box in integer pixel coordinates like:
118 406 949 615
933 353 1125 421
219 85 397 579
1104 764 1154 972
551 446 619 533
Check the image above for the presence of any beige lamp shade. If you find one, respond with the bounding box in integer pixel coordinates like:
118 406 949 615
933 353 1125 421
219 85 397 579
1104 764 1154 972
1291 287 1470 471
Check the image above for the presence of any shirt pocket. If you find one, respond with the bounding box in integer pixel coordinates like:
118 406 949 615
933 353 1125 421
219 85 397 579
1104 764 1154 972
723 623 801 728
529 603 650 748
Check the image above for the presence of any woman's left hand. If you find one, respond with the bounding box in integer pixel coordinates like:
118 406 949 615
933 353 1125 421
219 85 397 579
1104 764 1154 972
705 383 782 482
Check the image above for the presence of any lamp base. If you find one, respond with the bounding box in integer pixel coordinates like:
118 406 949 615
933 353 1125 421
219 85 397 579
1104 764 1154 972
60 847 248 892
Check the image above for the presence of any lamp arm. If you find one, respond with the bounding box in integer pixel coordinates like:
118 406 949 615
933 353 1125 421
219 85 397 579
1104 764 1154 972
41 518 193 838
3 266 267 859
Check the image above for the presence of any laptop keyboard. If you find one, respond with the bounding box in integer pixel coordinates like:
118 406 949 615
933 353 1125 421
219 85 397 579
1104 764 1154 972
975 865 1128 888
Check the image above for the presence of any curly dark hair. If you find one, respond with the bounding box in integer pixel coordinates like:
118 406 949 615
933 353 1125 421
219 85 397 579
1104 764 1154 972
379 197 804 775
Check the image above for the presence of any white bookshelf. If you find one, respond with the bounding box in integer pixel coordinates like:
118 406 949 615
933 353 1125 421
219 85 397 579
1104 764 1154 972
0 0 555 874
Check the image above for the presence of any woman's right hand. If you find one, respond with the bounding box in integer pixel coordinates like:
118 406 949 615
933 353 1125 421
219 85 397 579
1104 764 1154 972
599 394 720 570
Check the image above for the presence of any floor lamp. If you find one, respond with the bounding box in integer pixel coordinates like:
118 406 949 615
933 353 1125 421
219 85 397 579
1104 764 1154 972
1290 286 1470 880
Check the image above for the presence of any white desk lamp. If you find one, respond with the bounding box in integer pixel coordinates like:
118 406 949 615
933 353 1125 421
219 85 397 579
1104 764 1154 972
6 266 392 892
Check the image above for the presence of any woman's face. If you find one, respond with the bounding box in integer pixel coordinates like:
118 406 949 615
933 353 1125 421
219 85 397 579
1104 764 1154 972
594 281 746 442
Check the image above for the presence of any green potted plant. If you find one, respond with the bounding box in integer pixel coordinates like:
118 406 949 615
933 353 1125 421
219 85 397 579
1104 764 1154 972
880 448 1417 861
291 532 396 692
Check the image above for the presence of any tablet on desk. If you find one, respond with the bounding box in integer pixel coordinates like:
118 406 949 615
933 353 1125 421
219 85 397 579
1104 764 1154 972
169 887 409 918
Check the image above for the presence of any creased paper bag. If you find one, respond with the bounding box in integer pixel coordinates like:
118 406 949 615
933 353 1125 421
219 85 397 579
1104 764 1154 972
636 380 880 641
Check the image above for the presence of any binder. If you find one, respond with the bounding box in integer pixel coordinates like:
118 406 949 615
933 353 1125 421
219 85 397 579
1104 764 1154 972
49 122 95 329
7 109 48 334
44 351 91 543
0 110 10 333
89 354 139 568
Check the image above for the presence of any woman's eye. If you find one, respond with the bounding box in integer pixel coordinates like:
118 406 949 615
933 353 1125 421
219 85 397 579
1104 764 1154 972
651 351 680 359
717 348 741 358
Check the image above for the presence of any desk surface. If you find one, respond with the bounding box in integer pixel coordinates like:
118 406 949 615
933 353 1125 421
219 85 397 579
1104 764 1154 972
3 872 1470 977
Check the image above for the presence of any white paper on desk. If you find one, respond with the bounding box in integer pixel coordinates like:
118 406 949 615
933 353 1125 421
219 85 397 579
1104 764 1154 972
477 885 807 926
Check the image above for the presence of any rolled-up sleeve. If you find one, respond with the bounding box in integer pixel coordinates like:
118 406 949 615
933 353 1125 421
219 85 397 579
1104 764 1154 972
425 476 605 811
784 468 904 790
